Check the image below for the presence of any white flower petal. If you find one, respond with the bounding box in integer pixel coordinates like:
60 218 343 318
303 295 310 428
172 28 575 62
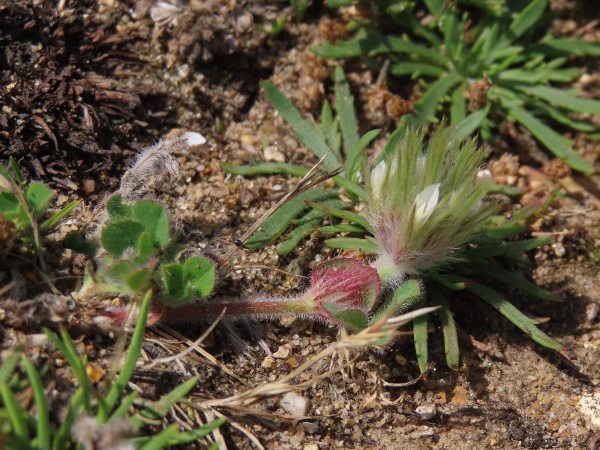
414 183 440 227
370 160 386 201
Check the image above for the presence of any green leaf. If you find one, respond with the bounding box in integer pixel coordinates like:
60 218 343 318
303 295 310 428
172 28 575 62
39 200 79 232
161 263 185 298
467 264 562 302
331 310 367 331
452 107 489 139
102 220 145 258
133 201 169 248
312 34 449 66
135 231 158 264
221 161 309 178
138 424 179 450
388 61 445 78
104 290 153 416
23 357 50 450
464 236 552 259
0 191 19 213
183 257 215 298
0 346 23 383
413 311 429 374
106 195 134 220
304 200 370 228
244 189 338 249
1 380 30 445
142 377 198 420
126 268 153 293
318 223 367 234
25 183 53 219
345 129 380 180
492 0 547 56
461 279 564 350
370 279 423 324
404 73 462 127
450 87 466 125
506 106 594 173
262 81 340 169
430 291 460 370
9 157 25 185
512 84 600 114
334 67 360 155
323 237 380 254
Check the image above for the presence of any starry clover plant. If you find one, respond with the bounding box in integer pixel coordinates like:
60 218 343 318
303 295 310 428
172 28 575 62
223 71 565 372
313 0 600 173
70 195 215 307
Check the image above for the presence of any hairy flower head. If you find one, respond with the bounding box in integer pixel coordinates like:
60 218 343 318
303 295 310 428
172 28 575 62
367 126 493 283
305 258 381 330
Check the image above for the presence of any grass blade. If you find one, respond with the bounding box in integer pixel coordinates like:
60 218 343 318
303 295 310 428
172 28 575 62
506 106 594 173
104 289 153 416
333 67 360 156
39 200 80 232
1 380 31 445
23 357 50 450
323 237 380 254
413 311 429 374
262 81 339 169
461 279 564 350
430 291 460 370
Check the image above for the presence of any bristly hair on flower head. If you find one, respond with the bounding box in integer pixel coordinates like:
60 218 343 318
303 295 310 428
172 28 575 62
367 125 494 285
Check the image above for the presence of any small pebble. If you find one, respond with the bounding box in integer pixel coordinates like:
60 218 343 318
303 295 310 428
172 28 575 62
280 392 311 416
415 403 436 420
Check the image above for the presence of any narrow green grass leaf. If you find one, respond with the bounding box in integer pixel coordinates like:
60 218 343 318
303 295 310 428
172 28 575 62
512 84 600 114
370 279 422 324
9 157 25 185
312 35 449 65
110 392 138 420
345 129 380 178
462 279 564 350
0 346 23 382
138 423 179 450
1 380 30 445
450 87 466 125
334 67 360 155
528 38 600 56
44 329 94 413
23 357 50 450
39 200 79 232
413 312 429 374
389 62 445 78
493 0 547 54
404 73 461 127
54 388 85 450
318 223 367 233
430 291 460 370
304 200 370 228
244 189 338 249
152 377 198 417
323 237 380 254
104 289 153 416
451 107 489 139
262 81 339 168
221 161 309 178
468 265 563 302
464 236 552 259
506 106 594 173
167 418 227 445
